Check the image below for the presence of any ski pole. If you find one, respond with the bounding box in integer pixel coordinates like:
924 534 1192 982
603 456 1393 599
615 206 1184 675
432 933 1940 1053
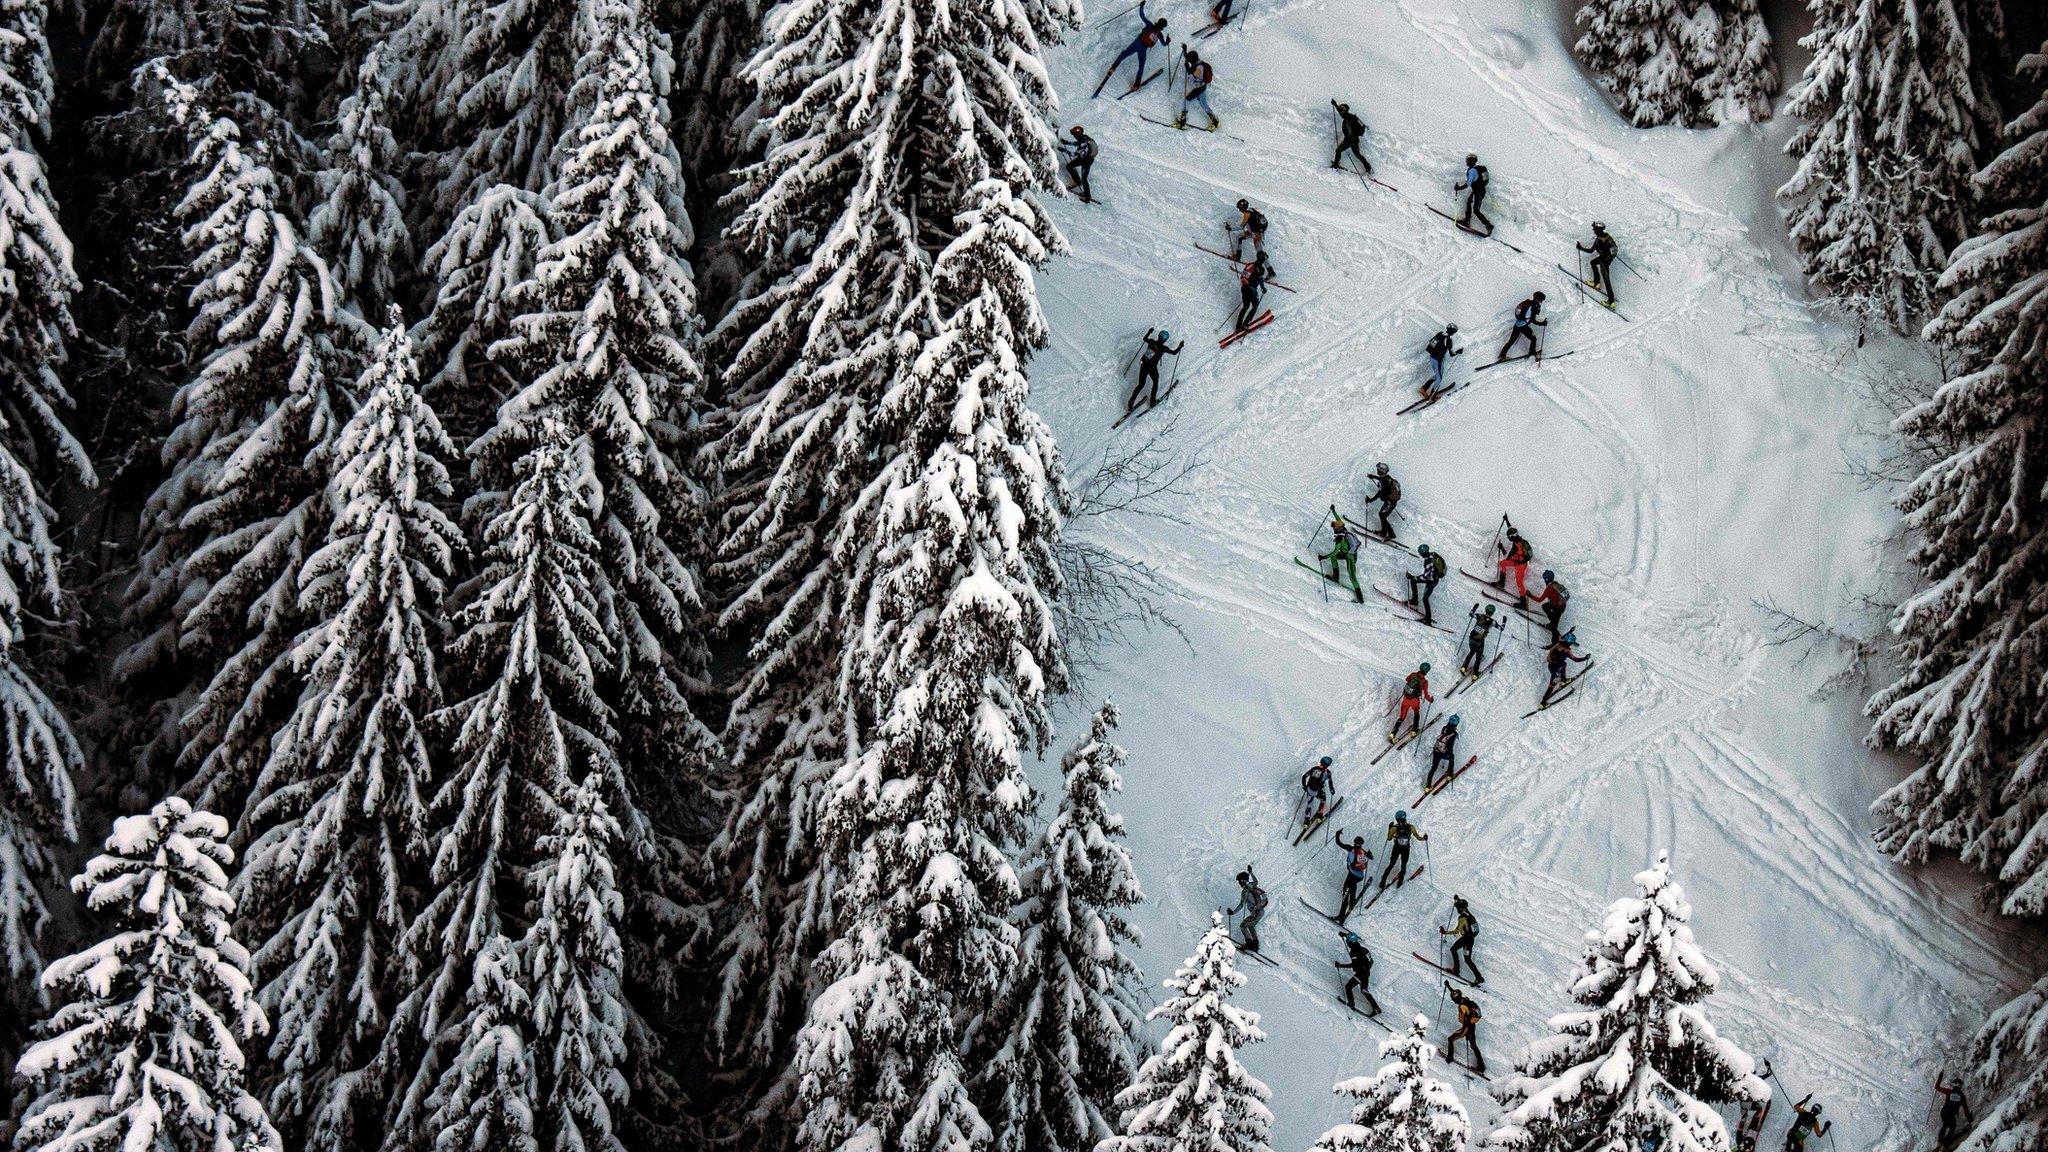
1617 254 1646 281
1090 1 1140 29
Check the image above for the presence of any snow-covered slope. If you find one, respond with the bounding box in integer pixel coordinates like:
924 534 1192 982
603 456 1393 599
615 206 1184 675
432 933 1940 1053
1029 0 2044 1148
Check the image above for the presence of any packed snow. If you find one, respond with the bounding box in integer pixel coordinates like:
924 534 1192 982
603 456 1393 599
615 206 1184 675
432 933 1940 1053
1029 0 2044 1147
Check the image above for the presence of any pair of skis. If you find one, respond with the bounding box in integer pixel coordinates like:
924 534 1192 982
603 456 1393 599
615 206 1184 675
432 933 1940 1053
1396 379 1463 415
1473 348 1577 373
1410 951 1485 990
1441 652 1503 699
1293 556 1362 600
1557 264 1630 320
1520 660 1596 718
1425 204 1526 254
1293 796 1344 845
1093 66 1163 99
1411 754 1477 808
1335 511 1412 555
1457 569 1546 624
1371 713 1442 765
1110 381 1179 429
1220 310 1275 347
1192 243 1300 292
1356 867 1424 913
1371 585 1454 634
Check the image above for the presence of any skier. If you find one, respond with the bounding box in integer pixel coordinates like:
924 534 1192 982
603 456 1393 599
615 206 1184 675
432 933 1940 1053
1935 1074 1972 1147
1334 930 1380 1014
1127 327 1183 412
1334 830 1375 919
1364 463 1400 539
1060 126 1099 203
1229 868 1269 951
1438 894 1483 985
1390 662 1433 740
1228 198 1269 259
1330 100 1371 172
1177 49 1219 130
1423 323 1461 396
1496 523 1534 600
1096 3 1170 96
1208 0 1236 27
1529 569 1569 639
1577 222 1619 304
1498 291 1547 361
1234 250 1273 333
1300 756 1336 828
1542 629 1590 699
1784 1096 1830 1152
1443 983 1486 1073
1405 543 1447 625
1379 810 1426 888
1319 510 1364 602
1734 1061 1774 1152
1460 603 1499 677
1425 714 1460 791
1454 153 1494 234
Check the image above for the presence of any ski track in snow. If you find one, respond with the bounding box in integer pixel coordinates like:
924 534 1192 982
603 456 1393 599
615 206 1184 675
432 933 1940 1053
1035 0 2039 1148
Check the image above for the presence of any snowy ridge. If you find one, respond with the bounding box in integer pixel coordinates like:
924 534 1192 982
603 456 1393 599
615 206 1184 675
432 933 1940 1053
1032 0 2040 1147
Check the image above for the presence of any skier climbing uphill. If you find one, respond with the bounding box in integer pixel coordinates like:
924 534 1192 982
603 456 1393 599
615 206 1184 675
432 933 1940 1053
1095 3 1170 97
1785 1096 1830 1152
1405 543 1446 624
1496 523 1534 599
1235 251 1274 334
1229 868 1269 951
1059 126 1098 202
1380 810 1426 888
1443 984 1485 1073
1424 323 1460 396
1127 327 1182 412
1334 830 1375 919
1461 604 1499 676
1529 569 1570 638
1390 662 1434 739
1334 930 1380 1014
1426 715 1460 790
1454 153 1493 234
1364 462 1400 539
1499 291 1548 360
1577 222 1619 304
1935 1074 1972 1147
1301 756 1335 828
1438 894 1483 985
1542 630 1590 699
1331 100 1370 172
1228 198 1268 259
1320 510 1363 602
1177 49 1218 130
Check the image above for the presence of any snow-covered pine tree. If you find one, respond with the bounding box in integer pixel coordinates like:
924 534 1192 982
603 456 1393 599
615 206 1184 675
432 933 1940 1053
309 46 413 318
1962 966 2048 1152
118 73 357 799
708 0 1076 1120
975 701 1146 1152
523 773 630 1152
415 182 549 444
1574 0 1775 127
233 317 460 1152
1486 852 1770 1152
419 935 539 1152
382 425 617 1152
1869 41 2048 920
13 798 282 1152
0 0 91 1006
1779 0 2003 331
1097 911 1274 1152
484 0 713 814
668 0 760 190
1310 1015 1469 1152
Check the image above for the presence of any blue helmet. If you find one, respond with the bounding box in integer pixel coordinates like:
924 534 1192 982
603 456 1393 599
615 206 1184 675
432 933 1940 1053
1543 569 1556 582
1395 810 1408 821
1447 715 1460 727
1319 756 1332 767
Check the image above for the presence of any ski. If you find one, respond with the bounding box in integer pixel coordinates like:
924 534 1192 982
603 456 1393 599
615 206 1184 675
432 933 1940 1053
1396 381 1463 415
1110 381 1180 429
1357 867 1424 912
1116 69 1163 98
1336 996 1395 1030
1520 686 1578 719
1440 1055 1493 1082
1139 113 1219 134
1298 897 1347 925
1412 755 1478 808
1371 586 1455 633
1292 796 1344 845
1293 557 1362 598
1370 713 1441 765
1425 204 1525 253
1411 952 1487 990
1556 264 1630 320
1220 310 1275 348
1191 244 1300 291
1368 176 1401 194
1473 349 1578 373
1476 587 1546 621
1441 652 1504 699
1193 15 1233 37
1335 513 1413 554
1238 945 1280 966
1519 665 1593 719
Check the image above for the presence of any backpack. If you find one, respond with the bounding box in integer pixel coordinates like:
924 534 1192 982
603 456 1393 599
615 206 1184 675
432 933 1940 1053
1424 553 1447 580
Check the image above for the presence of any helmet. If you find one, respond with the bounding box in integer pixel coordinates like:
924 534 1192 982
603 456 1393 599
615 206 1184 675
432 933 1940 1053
1543 569 1556 582
1593 221 1607 232
1465 153 1477 165
1337 102 1350 112
1237 871 1250 885
1562 630 1577 645
1811 1105 1824 1117
1070 125 1084 137
1453 894 1468 906
1445 323 1458 334
1319 756 1332 767
1342 929 1360 943
1533 291 1547 302
1447 714 1460 726
1419 661 1431 673
1418 544 1431 555
1376 462 1390 474
1158 329 1171 341
1482 604 1496 615
1184 47 1198 60
1395 810 1408 821
1236 198 1249 210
